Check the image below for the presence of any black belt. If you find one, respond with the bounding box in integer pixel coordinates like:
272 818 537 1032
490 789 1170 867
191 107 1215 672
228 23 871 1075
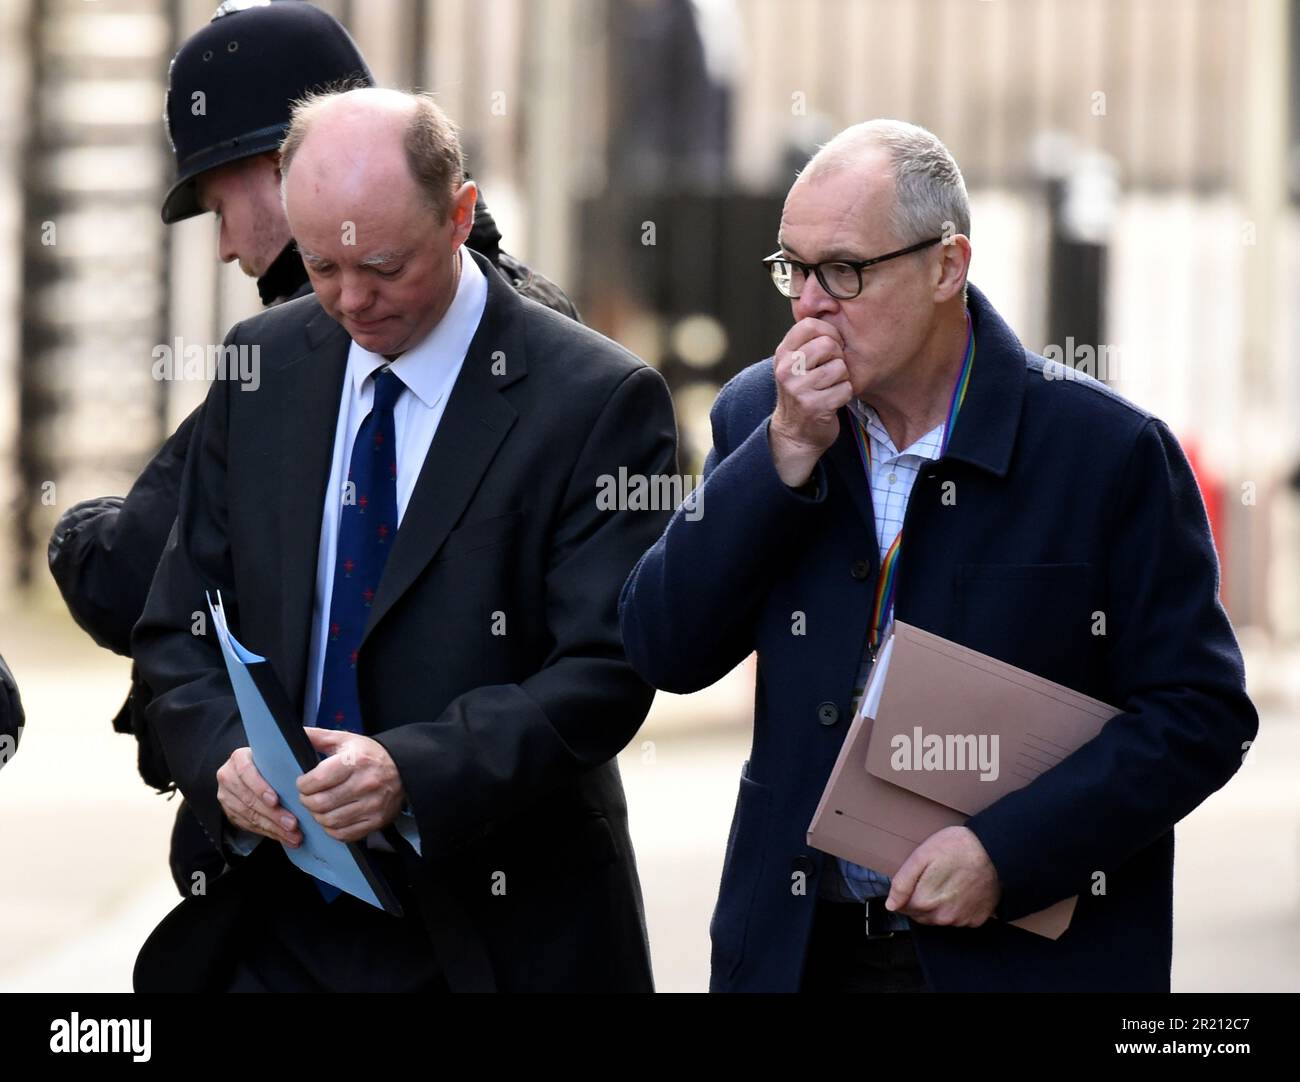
816 896 907 940
864 895 902 939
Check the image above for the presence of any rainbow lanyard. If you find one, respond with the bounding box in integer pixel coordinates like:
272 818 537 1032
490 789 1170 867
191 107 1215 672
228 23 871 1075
851 311 975 655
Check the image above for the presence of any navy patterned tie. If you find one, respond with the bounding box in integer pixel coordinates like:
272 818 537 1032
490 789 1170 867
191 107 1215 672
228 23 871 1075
309 367 401 902
316 366 403 735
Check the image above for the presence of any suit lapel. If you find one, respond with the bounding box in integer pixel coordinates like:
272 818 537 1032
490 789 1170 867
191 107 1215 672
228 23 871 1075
278 308 350 714
362 252 527 645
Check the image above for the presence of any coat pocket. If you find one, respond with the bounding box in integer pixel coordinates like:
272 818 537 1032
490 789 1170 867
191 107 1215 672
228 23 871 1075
709 760 772 983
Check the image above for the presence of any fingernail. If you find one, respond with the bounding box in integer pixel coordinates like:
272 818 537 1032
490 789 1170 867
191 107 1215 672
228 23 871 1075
262 792 276 805
280 815 294 829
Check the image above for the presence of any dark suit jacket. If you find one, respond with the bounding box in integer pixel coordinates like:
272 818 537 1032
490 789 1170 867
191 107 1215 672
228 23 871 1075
619 283 1257 992
132 250 677 991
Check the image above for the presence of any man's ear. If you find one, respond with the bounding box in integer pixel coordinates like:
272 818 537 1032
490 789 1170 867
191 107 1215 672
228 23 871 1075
449 180 478 247
934 233 971 305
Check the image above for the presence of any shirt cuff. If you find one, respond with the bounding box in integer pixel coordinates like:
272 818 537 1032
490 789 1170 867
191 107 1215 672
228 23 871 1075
223 825 263 858
394 803 422 858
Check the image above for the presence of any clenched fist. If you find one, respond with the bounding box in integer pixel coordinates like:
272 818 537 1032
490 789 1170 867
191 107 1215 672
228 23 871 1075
769 317 854 487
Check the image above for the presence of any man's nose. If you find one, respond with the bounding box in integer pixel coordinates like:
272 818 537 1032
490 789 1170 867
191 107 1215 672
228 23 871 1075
792 272 839 322
338 271 374 315
216 219 237 265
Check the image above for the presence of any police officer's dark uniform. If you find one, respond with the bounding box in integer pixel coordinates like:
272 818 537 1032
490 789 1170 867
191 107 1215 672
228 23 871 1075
0 652 22 757
47 0 579 897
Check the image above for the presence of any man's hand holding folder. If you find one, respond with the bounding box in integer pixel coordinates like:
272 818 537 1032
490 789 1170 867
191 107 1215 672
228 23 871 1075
216 727 406 849
883 824 1002 929
216 745 303 848
809 620 1120 939
296 726 407 843
206 592 404 914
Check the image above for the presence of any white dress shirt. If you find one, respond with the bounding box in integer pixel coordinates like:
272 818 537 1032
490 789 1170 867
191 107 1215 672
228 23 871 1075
847 395 946 627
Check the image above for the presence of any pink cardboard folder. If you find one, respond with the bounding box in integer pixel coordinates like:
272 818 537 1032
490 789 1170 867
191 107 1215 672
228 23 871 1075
808 620 1120 939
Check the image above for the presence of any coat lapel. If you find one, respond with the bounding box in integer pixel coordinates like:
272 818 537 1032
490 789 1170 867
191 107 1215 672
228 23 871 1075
362 251 527 645
938 283 1025 478
278 306 350 715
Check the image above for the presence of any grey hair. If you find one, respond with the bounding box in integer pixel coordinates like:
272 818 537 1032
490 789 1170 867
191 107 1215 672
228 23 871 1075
804 119 970 245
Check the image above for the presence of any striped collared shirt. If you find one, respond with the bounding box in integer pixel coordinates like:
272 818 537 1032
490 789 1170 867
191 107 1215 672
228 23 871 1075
820 397 946 910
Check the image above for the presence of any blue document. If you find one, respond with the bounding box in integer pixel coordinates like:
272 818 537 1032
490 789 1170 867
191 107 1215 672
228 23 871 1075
206 592 402 915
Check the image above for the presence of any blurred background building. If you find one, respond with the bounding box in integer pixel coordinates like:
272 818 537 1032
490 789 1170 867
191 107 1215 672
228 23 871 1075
4 0 1300 634
0 0 1297 991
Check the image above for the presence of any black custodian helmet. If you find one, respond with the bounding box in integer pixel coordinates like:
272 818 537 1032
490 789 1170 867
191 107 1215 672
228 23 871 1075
161 0 373 224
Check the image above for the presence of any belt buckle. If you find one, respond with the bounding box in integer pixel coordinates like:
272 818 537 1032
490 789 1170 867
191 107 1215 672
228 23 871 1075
864 896 896 940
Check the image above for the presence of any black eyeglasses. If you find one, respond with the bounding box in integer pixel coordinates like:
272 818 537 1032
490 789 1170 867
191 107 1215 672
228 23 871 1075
762 236 944 300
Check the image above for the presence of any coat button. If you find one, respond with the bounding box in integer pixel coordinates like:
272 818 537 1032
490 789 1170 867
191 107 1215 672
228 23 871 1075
817 701 840 726
850 560 870 580
791 854 815 877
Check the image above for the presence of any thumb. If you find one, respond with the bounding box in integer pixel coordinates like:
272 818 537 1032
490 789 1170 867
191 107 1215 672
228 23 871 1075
887 850 926 912
304 726 345 754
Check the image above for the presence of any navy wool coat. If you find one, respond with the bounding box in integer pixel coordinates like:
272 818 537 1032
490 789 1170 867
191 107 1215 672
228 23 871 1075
619 284 1257 992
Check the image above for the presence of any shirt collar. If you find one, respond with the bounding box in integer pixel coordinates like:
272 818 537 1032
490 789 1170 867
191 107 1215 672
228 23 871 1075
348 248 488 408
848 397 945 462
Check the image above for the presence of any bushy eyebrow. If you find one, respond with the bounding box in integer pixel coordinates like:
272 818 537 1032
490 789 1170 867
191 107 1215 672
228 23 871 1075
776 239 865 262
358 250 408 268
297 248 408 270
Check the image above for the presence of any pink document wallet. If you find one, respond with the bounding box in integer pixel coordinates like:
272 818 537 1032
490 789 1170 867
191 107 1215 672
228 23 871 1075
808 620 1120 940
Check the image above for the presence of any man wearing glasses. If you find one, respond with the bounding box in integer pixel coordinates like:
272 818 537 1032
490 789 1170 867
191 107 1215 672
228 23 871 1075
620 119 1255 992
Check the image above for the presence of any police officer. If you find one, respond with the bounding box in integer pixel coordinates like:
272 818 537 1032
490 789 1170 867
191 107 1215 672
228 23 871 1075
47 0 578 898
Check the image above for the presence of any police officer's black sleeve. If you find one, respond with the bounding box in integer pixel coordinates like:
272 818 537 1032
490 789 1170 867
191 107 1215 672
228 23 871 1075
47 403 204 657
495 250 583 322
468 179 582 322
